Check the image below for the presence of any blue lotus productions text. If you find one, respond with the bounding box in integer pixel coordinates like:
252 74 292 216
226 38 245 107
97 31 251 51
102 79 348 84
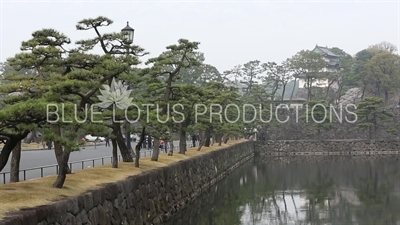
46 103 358 124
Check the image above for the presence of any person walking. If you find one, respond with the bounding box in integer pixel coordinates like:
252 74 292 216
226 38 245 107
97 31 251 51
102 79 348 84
164 141 168 153
147 136 152 150
105 136 110 147
192 134 197 147
159 139 164 152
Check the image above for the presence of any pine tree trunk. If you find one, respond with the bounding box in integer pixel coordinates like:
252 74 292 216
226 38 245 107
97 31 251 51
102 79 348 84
220 134 228 145
0 132 28 173
53 151 70 188
179 128 187 154
306 78 312 101
168 125 174 156
54 141 71 174
224 136 229 144
168 140 174 156
10 141 21 183
135 127 146 168
281 84 287 101
218 136 223 146
335 83 344 107
288 78 298 108
197 132 205 151
111 138 118 168
215 134 222 146
169 141 175 155
52 125 71 188
204 129 211 147
135 147 140 167
151 137 159 161
113 122 133 162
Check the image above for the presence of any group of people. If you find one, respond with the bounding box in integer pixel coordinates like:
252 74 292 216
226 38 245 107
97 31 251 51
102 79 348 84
103 135 169 152
190 134 200 147
142 136 168 152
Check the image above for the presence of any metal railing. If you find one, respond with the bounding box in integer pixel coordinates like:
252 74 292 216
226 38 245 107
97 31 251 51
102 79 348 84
0 144 191 184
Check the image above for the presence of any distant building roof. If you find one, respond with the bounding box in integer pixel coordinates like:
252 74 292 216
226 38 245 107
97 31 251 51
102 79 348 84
313 45 341 58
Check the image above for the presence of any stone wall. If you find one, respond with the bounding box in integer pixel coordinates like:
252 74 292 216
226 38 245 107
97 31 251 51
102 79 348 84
0 141 254 225
259 108 400 140
255 140 400 156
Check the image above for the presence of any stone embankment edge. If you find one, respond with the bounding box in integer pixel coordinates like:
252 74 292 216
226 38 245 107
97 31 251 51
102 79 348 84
0 141 254 225
155 151 254 223
256 139 400 156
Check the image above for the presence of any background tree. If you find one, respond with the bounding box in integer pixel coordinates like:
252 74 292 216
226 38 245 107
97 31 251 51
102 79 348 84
368 41 398 53
175 52 223 85
262 61 292 101
170 84 203 154
225 60 265 95
363 51 400 106
355 97 393 139
241 84 274 139
0 28 71 181
338 87 362 107
288 50 327 101
75 16 146 162
354 49 377 99
143 39 201 161
302 100 333 140
333 50 355 105
0 16 147 187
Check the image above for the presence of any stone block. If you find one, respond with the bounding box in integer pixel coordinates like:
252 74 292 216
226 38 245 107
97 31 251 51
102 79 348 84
83 193 94 212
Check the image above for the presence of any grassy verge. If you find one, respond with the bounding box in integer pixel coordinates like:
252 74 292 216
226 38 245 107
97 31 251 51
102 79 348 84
0 139 247 220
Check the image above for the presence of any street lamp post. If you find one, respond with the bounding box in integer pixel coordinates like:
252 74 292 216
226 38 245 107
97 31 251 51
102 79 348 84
121 22 135 44
121 22 135 154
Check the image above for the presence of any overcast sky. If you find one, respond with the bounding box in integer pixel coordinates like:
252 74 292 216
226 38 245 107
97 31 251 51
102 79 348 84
0 1 398 72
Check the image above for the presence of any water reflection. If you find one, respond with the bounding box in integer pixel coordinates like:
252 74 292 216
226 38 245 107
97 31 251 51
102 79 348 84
161 156 400 225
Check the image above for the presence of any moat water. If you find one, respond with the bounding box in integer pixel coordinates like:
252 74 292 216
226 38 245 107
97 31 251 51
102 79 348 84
161 156 400 225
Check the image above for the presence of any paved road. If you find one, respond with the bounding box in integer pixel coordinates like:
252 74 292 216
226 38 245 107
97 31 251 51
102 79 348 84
0 140 192 184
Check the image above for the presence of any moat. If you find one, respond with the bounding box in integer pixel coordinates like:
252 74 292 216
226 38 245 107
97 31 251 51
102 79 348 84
162 156 400 225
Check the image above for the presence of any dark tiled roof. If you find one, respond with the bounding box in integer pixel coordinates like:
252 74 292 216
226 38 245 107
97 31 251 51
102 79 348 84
314 46 341 58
